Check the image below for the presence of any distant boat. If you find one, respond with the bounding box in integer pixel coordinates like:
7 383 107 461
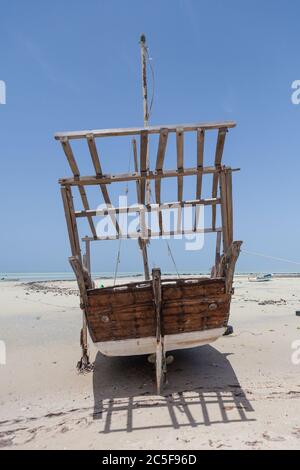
248 274 272 282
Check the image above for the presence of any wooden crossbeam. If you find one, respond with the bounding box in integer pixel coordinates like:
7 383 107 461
212 128 227 230
59 166 239 187
75 198 221 218
55 121 236 140
82 226 222 242
155 128 169 234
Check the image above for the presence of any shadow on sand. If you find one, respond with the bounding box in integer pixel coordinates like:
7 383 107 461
92 345 255 433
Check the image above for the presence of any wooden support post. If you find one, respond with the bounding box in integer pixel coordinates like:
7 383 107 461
211 231 222 277
132 138 141 203
155 128 168 235
225 169 233 246
69 255 93 372
61 186 81 258
176 128 184 233
212 128 227 229
84 238 91 275
152 268 165 394
219 170 229 253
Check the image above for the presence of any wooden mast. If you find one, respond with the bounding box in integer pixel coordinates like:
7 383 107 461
139 33 150 280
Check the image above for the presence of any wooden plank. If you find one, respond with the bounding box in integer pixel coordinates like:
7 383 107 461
225 169 233 246
55 121 236 140
155 129 169 173
87 134 103 175
214 128 227 167
132 138 141 203
155 129 169 234
140 130 148 205
75 198 221 218
152 268 164 393
59 166 240 187
224 241 242 294
212 128 227 229
219 171 229 252
84 238 91 274
196 128 205 199
176 128 184 233
82 226 222 242
176 128 184 201
61 186 81 257
60 137 80 176
215 230 222 266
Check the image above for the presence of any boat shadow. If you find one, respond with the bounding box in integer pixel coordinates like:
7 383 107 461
92 345 255 433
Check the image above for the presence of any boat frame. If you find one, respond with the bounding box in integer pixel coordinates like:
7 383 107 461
56 120 242 393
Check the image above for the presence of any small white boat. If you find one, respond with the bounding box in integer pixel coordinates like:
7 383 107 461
248 273 272 282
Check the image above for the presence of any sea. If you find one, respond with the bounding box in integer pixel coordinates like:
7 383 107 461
1 272 300 282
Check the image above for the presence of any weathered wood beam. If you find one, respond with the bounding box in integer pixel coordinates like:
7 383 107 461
152 268 165 394
60 137 80 177
59 166 240 187
75 198 221 218
225 169 233 246
219 171 229 252
82 226 222 242
212 128 227 229
55 121 236 140
61 186 81 258
132 138 141 203
155 129 169 235
196 128 204 199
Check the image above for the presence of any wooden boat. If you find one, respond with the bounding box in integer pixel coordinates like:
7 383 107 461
249 274 272 282
55 36 242 392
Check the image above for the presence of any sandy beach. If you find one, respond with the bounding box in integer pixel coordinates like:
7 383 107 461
0 275 300 450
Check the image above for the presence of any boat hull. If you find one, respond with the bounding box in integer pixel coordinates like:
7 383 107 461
95 327 226 356
85 277 231 356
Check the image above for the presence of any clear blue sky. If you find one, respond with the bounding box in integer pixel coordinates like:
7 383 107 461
1 0 300 274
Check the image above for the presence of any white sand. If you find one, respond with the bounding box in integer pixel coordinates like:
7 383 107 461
0 276 300 450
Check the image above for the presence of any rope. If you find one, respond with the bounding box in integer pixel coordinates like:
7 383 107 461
242 249 300 266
